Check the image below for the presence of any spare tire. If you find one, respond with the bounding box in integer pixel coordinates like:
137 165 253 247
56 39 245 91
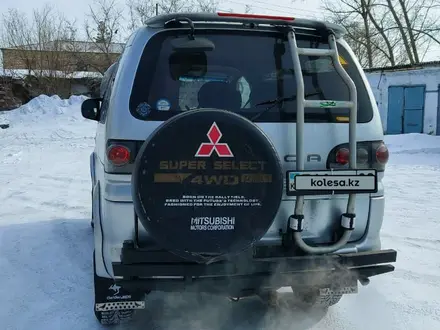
132 109 283 264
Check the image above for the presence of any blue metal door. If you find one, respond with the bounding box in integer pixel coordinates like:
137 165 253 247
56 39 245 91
387 86 404 134
387 86 425 134
403 86 424 133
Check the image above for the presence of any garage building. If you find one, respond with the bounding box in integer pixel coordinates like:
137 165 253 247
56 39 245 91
365 62 440 135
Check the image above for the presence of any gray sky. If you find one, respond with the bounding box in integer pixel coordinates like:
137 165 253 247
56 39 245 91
1 0 439 61
1 0 95 23
0 0 326 44
0 0 325 29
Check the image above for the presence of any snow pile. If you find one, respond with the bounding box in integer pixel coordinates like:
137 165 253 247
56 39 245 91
3 94 88 124
0 94 96 143
384 133 440 166
385 133 440 155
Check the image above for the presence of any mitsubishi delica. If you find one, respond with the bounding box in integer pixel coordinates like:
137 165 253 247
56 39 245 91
81 12 397 325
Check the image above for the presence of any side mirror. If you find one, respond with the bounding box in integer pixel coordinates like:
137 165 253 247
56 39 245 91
81 98 102 121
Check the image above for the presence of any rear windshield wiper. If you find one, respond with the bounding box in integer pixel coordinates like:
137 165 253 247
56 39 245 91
251 96 296 121
251 91 327 121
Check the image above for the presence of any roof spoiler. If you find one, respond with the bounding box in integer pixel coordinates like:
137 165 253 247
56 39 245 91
145 12 346 38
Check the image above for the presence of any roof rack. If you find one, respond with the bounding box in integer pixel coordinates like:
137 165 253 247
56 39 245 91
145 12 346 38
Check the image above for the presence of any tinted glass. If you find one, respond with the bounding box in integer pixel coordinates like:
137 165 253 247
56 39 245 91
129 29 373 123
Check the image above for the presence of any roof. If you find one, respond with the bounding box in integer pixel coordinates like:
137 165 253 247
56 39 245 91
0 68 103 79
1 40 125 54
364 61 440 73
145 12 347 38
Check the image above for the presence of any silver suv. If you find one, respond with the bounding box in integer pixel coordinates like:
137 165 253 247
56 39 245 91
82 12 397 326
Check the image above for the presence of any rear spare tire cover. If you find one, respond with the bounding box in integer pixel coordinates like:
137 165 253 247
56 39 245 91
132 109 283 263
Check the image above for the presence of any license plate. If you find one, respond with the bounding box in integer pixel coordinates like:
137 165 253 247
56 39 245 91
286 169 377 196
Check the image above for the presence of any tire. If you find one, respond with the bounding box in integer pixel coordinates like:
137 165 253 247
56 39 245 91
259 288 343 310
291 287 343 309
131 109 283 264
94 309 134 326
93 252 139 326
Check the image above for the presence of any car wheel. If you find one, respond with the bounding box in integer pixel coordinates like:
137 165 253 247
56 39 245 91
291 287 343 309
258 288 343 310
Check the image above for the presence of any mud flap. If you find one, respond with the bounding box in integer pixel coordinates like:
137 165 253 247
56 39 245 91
94 275 145 311
94 252 145 325
94 276 145 325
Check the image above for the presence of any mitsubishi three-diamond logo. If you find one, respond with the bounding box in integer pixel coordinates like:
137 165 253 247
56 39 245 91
195 122 234 157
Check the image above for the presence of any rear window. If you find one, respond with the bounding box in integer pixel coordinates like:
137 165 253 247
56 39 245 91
129 29 373 123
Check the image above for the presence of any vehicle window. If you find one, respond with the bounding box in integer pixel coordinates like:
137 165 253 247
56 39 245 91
237 77 251 108
99 63 118 124
129 30 373 123
99 89 110 124
178 75 251 110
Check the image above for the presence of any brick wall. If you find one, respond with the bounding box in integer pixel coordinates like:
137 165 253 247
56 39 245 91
1 48 120 73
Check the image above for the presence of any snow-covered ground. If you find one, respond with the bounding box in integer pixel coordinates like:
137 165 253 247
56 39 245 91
1 95 439 330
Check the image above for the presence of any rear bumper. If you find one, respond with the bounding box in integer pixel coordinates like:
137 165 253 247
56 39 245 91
112 241 397 294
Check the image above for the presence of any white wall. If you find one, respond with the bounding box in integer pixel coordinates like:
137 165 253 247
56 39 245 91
365 67 439 134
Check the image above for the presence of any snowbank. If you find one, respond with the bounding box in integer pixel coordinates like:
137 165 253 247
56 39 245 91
2 94 88 124
384 133 440 155
0 94 96 143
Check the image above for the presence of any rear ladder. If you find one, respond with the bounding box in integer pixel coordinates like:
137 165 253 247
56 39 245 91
287 29 358 254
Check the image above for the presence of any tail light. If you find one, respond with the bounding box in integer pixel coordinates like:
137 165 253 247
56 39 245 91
335 148 349 165
375 144 389 164
217 12 295 21
105 140 140 174
107 145 131 166
327 141 389 171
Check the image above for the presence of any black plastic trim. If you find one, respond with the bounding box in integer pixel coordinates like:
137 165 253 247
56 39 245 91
113 261 395 294
116 264 394 293
94 182 112 278
113 244 396 279
145 13 346 38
